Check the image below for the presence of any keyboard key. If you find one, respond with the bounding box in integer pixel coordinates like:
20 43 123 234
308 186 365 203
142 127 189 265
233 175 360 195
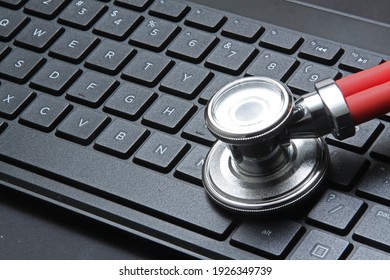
49 29 99 64
122 50 173 87
185 7 226 32
205 39 257 75
260 28 303 54
0 124 233 237
232 219 302 258
142 94 195 133
85 40 135 75
57 106 109 144
327 120 383 153
340 50 383 72
354 205 390 252
19 94 70 132
198 73 235 104
349 246 390 260
103 82 156 121
0 82 34 119
94 118 148 158
160 62 212 99
182 108 216 146
0 43 10 58
0 9 28 41
93 7 142 40
299 39 343 65
290 230 351 260
246 50 298 82
222 17 263 43
134 131 188 173
357 162 390 206
0 0 26 9
66 71 118 107
167 28 217 63
129 17 178 52
326 146 368 190
0 48 45 84
114 0 152 12
0 119 6 134
30 59 81 95
58 0 107 30
15 19 63 52
24 0 70 19
287 62 341 94
149 0 189 22
307 190 365 234
175 145 209 186
371 126 390 163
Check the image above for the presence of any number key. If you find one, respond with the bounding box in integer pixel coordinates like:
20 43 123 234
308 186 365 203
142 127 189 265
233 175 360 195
246 50 297 82
205 39 257 75
129 17 179 52
114 0 153 12
58 0 107 30
93 7 142 40
24 0 70 19
287 62 340 94
0 0 26 9
167 28 217 63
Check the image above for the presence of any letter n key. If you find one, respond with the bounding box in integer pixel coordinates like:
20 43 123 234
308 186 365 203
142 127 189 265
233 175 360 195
134 132 188 172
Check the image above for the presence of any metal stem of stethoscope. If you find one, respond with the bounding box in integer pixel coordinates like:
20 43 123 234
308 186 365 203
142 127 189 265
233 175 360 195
202 61 390 214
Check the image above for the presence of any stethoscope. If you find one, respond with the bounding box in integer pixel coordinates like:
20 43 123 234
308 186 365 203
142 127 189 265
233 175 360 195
202 60 390 214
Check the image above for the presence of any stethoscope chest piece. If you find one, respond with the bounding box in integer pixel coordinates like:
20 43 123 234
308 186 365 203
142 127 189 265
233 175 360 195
203 77 329 214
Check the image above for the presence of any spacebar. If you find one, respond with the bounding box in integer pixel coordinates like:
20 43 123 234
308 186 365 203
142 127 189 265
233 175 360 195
0 125 232 237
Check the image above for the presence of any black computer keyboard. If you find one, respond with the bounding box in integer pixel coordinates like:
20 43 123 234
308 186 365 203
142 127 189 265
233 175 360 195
0 0 389 259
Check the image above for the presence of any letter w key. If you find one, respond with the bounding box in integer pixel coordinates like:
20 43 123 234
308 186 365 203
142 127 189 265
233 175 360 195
15 19 63 52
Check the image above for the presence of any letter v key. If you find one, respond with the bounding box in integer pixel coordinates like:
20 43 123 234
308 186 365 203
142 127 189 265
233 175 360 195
57 107 109 144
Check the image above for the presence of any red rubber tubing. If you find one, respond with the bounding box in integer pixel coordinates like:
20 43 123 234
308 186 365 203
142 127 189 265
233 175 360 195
337 60 390 97
345 80 390 125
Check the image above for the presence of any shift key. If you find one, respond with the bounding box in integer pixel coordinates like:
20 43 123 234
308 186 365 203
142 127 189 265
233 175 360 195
354 205 390 252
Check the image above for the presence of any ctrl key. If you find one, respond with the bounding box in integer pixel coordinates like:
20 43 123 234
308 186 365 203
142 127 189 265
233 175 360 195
354 205 390 253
